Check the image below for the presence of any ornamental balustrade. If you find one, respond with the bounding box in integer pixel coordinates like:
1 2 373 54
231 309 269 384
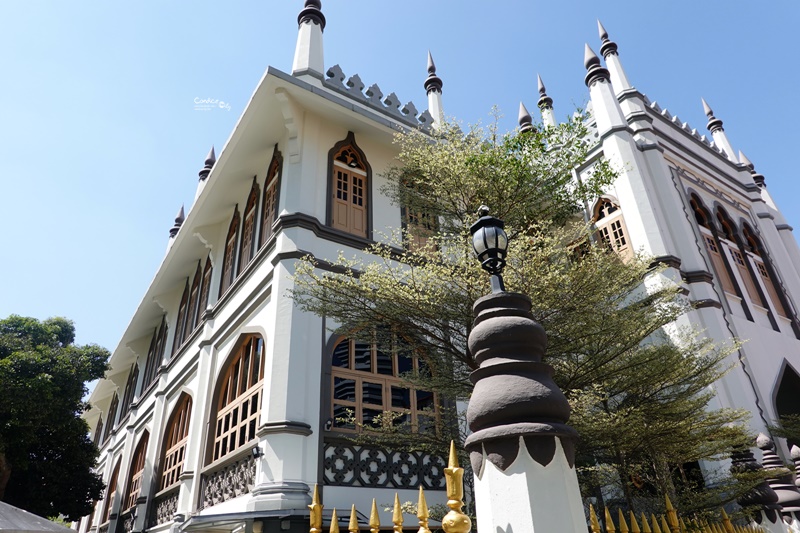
148 487 179 528
198 452 256 510
322 442 445 490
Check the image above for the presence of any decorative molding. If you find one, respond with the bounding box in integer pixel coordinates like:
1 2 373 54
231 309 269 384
323 442 446 490
673 166 748 214
251 481 310 497
257 420 313 437
681 270 714 284
776 224 794 231
650 254 682 270
692 299 723 310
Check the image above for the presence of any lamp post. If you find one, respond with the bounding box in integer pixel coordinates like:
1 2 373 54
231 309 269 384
464 207 587 533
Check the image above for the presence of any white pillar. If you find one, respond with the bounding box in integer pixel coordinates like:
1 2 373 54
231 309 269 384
292 1 325 77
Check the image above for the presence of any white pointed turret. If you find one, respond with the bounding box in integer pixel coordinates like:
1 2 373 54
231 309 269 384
702 98 736 160
537 74 555 127
584 44 626 134
424 51 444 127
597 20 632 93
518 102 534 133
292 0 326 77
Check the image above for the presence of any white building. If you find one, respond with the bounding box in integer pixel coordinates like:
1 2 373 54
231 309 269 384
80 5 800 533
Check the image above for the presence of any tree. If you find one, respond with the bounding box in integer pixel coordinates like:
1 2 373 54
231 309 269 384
292 114 759 514
0 315 109 520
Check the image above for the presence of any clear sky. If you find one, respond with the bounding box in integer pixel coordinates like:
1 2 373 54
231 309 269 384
1 1 798 351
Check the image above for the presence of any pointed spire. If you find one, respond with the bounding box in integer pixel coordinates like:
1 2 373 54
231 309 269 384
417 486 431 533
330 509 340 533
392 494 403 533
369 499 380 533
309 484 323 533
584 43 610 87
537 74 553 110
518 102 534 133
169 205 185 238
348 505 359 533
598 20 619 57
298 0 326 30
199 146 215 181
424 51 443 95
702 98 724 133
739 151 766 187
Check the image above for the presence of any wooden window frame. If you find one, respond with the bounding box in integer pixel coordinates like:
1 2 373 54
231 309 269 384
102 394 119 443
260 151 282 248
327 133 371 239
239 180 260 273
199 255 213 317
172 281 190 356
159 395 192 491
744 228 789 318
143 318 168 391
329 334 438 434
593 198 632 260
185 262 203 341
123 432 149 513
219 207 241 297
120 363 139 419
210 336 265 464
101 459 121 524
93 418 104 447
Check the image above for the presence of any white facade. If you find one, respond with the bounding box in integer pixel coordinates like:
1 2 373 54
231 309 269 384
81 7 800 533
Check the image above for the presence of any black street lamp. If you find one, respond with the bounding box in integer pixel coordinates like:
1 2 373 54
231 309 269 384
469 206 509 293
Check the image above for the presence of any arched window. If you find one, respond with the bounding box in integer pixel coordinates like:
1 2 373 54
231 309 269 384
219 207 240 296
120 363 140 420
93 418 104 447
199 255 213 315
102 394 120 443
123 432 149 513
143 317 168 391
260 150 282 247
101 459 121 524
239 180 260 272
593 197 632 259
330 333 438 433
329 134 369 238
691 196 736 295
210 336 264 463
717 209 761 305
744 227 789 318
184 261 203 341
159 394 192 491
172 280 190 356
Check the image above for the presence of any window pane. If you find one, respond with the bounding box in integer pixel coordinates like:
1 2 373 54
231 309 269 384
397 350 413 375
391 386 411 409
333 404 355 429
332 341 350 368
376 348 393 375
416 389 435 410
353 342 372 372
417 415 436 435
392 412 411 427
333 377 357 402
362 381 383 405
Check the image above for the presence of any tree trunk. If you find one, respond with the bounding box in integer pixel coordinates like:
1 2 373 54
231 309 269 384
616 451 636 514
0 452 11 500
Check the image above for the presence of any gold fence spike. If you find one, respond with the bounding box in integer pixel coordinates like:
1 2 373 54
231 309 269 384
310 484 323 533
720 510 734 533
589 505 601 533
660 515 671 533
606 507 617 533
651 514 662 533
679 517 689 533
370 499 380 533
630 511 641 533
665 496 679 533
618 509 630 533
641 513 652 533
330 509 340 533
417 486 431 533
348 505 359 533
442 441 471 533
393 494 403 533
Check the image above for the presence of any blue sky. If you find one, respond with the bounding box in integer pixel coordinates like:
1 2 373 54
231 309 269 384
1 1 798 351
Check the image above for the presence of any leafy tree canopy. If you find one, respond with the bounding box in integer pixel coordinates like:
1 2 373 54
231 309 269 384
0 315 108 520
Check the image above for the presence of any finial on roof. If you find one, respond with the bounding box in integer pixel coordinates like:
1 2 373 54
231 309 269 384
169 205 185 238
424 51 443 95
198 145 215 181
518 102 534 133
740 151 766 187
298 0 326 30
584 44 610 87
702 98 724 133
598 20 619 57
537 74 553 110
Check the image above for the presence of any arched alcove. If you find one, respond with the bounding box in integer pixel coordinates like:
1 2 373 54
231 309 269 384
775 363 800 447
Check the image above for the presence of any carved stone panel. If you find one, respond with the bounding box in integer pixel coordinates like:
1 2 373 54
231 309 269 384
149 489 179 528
199 454 256 509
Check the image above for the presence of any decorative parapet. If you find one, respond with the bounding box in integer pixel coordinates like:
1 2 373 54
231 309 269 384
199 453 256 509
323 64 434 131
639 93 729 158
148 488 179 528
322 442 445 490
